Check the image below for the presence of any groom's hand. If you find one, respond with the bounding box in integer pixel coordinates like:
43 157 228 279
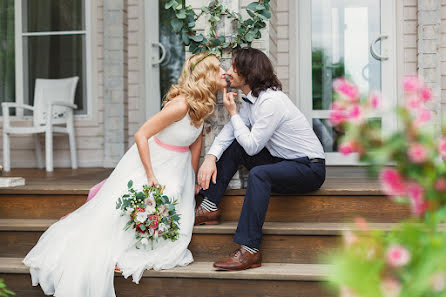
198 155 217 190
223 88 238 116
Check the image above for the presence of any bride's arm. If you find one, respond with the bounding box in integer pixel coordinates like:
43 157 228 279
190 131 203 175
134 98 188 186
190 131 203 194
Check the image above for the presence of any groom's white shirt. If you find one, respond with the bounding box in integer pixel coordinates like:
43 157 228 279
207 88 325 161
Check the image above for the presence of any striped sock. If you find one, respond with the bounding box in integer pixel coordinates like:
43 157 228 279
200 198 218 212
241 245 259 254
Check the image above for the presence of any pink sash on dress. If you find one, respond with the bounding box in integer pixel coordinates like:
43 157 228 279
153 135 189 152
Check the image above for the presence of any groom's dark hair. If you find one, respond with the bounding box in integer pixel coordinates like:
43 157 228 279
232 47 282 97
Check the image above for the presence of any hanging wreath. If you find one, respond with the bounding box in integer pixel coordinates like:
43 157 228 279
164 0 271 55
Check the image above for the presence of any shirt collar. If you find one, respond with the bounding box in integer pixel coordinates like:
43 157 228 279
243 91 257 104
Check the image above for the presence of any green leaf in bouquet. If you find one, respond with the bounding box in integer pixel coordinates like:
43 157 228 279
124 220 134 231
127 180 133 188
139 224 146 231
136 192 145 200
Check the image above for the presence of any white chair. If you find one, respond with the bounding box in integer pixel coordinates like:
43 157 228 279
2 77 79 172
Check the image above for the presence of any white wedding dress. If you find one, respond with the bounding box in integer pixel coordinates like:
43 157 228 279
23 111 203 297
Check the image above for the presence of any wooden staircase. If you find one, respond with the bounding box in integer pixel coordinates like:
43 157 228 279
0 168 410 296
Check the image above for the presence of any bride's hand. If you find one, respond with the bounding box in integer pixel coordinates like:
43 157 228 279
147 176 159 187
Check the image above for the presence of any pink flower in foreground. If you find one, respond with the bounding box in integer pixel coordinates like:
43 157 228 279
408 143 428 163
420 85 433 102
386 244 411 267
439 137 446 159
333 78 359 102
339 141 357 155
346 105 365 124
403 75 422 93
354 217 368 231
342 230 359 247
435 178 446 192
380 168 407 197
405 94 423 111
407 182 428 217
369 92 382 109
380 278 402 297
414 108 432 127
329 102 347 126
430 272 446 292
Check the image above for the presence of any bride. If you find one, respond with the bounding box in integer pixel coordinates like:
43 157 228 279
23 52 227 297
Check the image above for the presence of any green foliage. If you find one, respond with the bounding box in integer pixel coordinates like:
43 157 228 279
0 278 15 297
163 0 271 55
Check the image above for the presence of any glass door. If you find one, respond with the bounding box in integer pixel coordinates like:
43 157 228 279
298 0 397 165
145 0 185 119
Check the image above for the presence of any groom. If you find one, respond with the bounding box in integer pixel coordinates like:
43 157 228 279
196 47 326 271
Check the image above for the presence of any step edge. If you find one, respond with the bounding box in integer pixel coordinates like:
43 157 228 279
0 258 330 281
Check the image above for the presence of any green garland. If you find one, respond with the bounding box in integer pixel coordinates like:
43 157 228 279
164 0 271 55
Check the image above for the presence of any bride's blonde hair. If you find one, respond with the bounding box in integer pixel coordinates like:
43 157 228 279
163 52 220 126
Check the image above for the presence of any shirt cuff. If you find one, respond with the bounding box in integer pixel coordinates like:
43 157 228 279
207 145 223 161
230 114 247 138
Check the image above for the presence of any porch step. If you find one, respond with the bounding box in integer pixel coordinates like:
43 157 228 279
0 257 334 297
0 193 410 222
0 219 395 263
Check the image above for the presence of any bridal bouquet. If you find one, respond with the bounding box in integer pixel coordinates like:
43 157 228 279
116 180 181 249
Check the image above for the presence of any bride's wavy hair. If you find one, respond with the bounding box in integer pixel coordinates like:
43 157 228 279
163 52 220 126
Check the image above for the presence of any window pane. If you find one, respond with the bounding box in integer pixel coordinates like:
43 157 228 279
159 3 185 103
312 0 381 110
23 0 84 32
0 0 15 115
24 35 86 113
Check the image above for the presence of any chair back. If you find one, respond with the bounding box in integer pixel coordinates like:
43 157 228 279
33 77 79 126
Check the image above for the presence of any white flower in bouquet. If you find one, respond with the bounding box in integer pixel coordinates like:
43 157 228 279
158 223 168 233
154 230 159 240
144 195 156 208
135 211 148 223
145 205 156 215
140 237 149 246
158 204 170 217
125 207 134 215
149 228 155 236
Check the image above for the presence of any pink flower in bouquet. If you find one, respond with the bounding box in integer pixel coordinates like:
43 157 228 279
380 168 407 197
368 92 382 109
403 75 422 93
414 108 432 127
435 178 446 192
407 182 429 217
158 204 170 217
329 102 347 126
430 272 446 292
333 78 360 103
439 137 446 159
380 277 402 297
148 215 160 229
386 244 411 267
339 141 358 155
408 143 428 163
346 105 365 124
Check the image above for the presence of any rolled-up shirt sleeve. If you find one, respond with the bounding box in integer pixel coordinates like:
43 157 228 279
207 103 251 160
231 99 283 156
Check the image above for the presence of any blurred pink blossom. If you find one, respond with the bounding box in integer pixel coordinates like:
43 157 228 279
346 105 365 124
342 230 359 247
340 286 359 297
333 78 360 102
430 272 446 292
386 244 411 267
439 137 446 159
403 75 422 93
414 109 432 127
339 141 357 155
369 92 382 109
435 178 446 192
408 143 428 163
420 86 433 102
406 94 423 111
380 168 407 197
407 182 428 217
329 102 347 126
380 278 402 297
354 217 368 231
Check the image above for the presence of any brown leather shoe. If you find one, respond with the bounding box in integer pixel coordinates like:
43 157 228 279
213 248 262 271
194 204 221 225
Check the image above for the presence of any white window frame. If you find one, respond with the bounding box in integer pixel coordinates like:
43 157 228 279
13 0 92 119
296 0 398 165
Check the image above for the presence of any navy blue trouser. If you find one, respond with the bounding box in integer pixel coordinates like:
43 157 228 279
200 140 326 249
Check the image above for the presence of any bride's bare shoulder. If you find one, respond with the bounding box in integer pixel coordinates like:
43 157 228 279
163 96 189 116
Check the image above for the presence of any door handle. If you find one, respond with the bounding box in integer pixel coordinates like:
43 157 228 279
151 42 166 65
370 35 389 61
